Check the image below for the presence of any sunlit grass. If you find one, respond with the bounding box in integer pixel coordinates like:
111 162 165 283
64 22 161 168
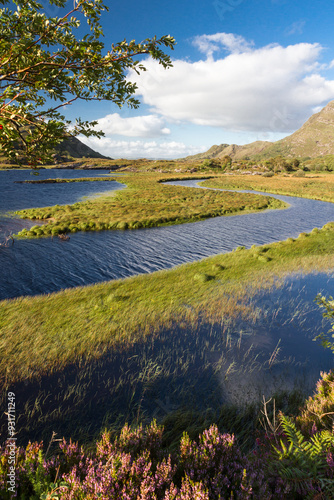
201 172 334 202
1 221 334 385
13 173 286 237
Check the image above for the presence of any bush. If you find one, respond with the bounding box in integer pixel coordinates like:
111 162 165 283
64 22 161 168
293 170 306 177
0 423 273 499
212 264 225 271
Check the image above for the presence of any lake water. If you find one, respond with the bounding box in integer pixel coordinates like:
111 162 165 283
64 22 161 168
0 170 334 300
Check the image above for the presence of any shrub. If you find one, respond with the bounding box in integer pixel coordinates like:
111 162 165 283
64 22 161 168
293 170 305 177
296 370 334 435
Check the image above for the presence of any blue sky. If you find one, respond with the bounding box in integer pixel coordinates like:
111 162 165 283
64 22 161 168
66 0 334 159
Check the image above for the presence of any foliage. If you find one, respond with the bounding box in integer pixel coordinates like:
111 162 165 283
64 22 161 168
2 414 334 498
270 415 334 498
314 294 334 353
0 421 283 499
296 370 334 436
0 0 175 165
304 155 334 172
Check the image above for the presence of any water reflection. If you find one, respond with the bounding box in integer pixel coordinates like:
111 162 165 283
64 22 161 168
6 271 334 445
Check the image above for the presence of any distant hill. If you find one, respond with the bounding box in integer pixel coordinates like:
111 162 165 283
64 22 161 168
0 134 111 165
185 100 334 161
54 136 111 161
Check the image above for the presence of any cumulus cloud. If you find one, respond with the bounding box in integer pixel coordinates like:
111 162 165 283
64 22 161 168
92 113 170 137
79 136 207 159
127 34 334 133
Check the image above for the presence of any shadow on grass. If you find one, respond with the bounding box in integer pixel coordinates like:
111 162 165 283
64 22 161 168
0 312 315 452
2 272 333 451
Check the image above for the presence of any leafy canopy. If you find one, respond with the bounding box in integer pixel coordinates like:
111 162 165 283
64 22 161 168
0 0 175 165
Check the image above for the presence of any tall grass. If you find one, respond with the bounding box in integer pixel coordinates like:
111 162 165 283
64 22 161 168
0 293 314 450
201 172 334 203
1 222 334 385
1 223 334 446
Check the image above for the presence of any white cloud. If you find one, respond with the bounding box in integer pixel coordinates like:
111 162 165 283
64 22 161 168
192 33 253 58
79 136 207 159
284 20 306 36
127 35 334 133
92 113 170 137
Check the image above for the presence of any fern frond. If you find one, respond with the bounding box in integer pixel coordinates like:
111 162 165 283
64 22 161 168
271 414 334 494
281 415 305 447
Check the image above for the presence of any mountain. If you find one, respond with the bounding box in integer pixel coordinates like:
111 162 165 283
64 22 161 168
0 134 111 165
267 100 334 159
54 136 111 161
185 100 334 161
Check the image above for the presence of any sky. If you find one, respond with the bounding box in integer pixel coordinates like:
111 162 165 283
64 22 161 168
64 0 334 159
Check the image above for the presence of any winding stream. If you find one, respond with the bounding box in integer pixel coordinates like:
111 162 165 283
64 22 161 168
0 170 334 301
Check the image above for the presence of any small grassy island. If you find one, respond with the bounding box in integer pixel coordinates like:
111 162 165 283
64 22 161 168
14 173 286 238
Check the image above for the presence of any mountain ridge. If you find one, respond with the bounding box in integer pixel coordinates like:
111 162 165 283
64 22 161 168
184 100 334 161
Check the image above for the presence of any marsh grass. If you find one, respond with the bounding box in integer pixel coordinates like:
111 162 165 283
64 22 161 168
0 304 311 451
1 222 334 385
13 173 286 237
201 172 334 203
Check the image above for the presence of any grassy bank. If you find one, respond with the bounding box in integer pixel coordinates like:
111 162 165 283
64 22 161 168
201 172 334 203
13 173 286 238
1 221 334 385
